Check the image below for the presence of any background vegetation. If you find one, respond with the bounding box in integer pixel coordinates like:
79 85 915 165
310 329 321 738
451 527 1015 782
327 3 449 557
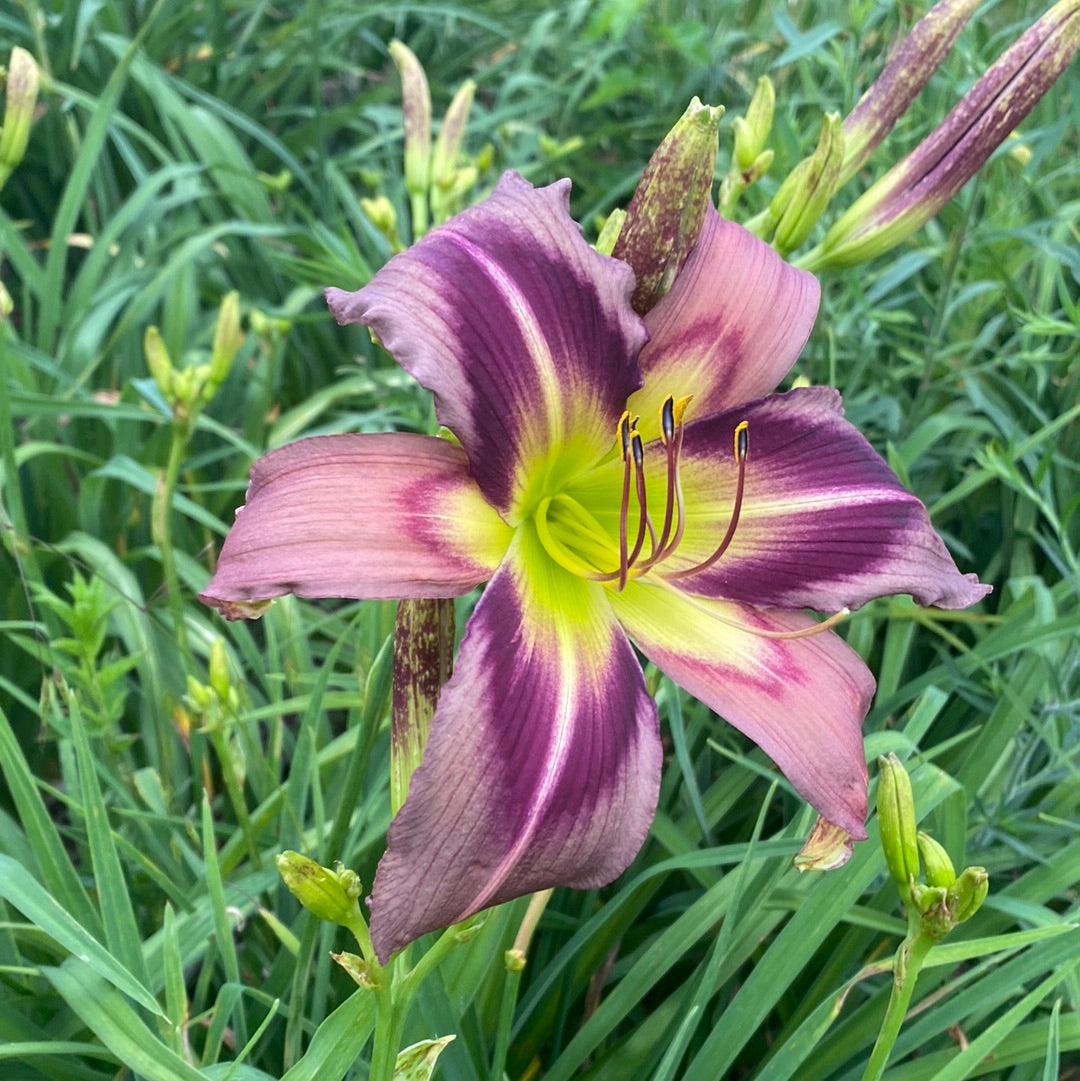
1 0 1077 1078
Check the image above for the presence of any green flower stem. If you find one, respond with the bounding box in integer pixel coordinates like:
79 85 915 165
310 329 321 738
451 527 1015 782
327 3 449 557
861 923 934 1081
490 890 553 1081
410 192 429 240
369 970 408 1081
489 965 523 1081
154 422 193 665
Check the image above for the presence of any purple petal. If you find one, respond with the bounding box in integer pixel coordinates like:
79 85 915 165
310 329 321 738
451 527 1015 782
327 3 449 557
628 205 820 437
199 434 510 617
611 582 873 837
327 171 648 521
665 386 991 611
369 529 661 961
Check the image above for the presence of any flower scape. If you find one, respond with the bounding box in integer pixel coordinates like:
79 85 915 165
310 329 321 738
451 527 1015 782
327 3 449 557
200 170 989 961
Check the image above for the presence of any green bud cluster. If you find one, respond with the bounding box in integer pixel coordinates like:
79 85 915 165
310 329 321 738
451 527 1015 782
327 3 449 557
387 41 489 236
721 76 775 214
876 756 989 938
145 292 243 424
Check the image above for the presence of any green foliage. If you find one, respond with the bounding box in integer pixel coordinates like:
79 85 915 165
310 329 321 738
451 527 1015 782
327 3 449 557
1 1 1077 1079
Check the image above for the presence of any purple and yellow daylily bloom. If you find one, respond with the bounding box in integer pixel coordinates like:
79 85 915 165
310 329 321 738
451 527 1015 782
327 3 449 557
200 171 988 961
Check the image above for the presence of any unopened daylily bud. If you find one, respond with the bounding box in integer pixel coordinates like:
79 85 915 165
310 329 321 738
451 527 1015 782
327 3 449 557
0 47 40 191
391 598 454 814
209 291 242 390
812 0 1080 270
947 865 989 923
361 195 401 248
612 97 723 314
1 279 13 320
917 831 956 888
276 851 363 927
722 77 776 214
144 326 176 399
840 0 980 185
768 112 844 256
594 207 625 256
734 76 775 170
249 308 292 340
388 40 432 200
208 637 230 702
186 673 213 712
877 754 920 890
431 79 475 191
505 947 527 973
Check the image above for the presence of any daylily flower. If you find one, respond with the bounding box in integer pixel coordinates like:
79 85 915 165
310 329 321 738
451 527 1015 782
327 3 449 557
200 171 989 961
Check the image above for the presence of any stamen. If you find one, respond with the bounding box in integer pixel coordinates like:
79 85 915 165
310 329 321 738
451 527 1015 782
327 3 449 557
637 395 690 571
626 431 655 569
667 420 748 581
616 418 633 591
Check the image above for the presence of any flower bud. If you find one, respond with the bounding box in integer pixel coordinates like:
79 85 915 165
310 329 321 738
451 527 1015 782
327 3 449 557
208 637 231 702
947 866 989 923
388 41 432 200
276 851 363 927
431 79 475 197
1 279 13 321
840 0 980 185
144 325 176 400
391 598 454 814
361 195 401 249
0 47 40 191
209 290 242 392
916 831 956 889
812 0 1080 270
877 754 920 890
594 208 626 256
734 76 775 171
768 111 844 256
505 947 527 973
611 97 723 314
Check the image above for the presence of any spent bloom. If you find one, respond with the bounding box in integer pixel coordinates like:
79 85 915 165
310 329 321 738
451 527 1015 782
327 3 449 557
201 171 988 960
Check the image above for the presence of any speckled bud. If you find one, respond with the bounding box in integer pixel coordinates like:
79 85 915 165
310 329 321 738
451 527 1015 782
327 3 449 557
612 97 722 314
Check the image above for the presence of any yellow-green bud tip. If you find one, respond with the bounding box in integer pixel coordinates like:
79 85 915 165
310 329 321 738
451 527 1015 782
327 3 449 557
276 851 363 927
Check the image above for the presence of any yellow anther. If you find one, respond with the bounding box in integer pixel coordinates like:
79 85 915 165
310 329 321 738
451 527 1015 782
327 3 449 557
672 394 693 427
734 420 749 461
618 411 632 459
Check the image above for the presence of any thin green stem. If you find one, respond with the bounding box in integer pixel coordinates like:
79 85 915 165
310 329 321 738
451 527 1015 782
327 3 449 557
861 929 934 1081
154 422 193 665
369 964 407 1081
489 966 523 1081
